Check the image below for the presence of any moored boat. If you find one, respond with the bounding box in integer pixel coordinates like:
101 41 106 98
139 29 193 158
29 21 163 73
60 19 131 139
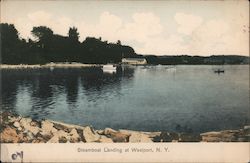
214 69 225 73
102 64 117 73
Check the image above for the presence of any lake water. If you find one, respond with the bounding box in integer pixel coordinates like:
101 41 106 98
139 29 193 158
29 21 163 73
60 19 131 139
1 65 249 133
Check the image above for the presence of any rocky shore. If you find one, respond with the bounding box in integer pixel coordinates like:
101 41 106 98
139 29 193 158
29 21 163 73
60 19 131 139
0 112 249 143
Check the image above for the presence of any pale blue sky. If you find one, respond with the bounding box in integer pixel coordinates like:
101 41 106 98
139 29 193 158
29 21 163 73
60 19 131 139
1 0 249 56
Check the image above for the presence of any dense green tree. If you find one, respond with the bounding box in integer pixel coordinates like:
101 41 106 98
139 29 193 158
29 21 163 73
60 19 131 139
31 26 53 42
68 27 79 42
0 23 20 63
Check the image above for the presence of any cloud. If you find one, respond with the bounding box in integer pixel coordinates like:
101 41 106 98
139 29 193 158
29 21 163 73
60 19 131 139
175 13 203 35
189 19 234 55
9 10 249 56
27 11 52 25
118 12 163 43
136 34 188 55
14 11 74 39
78 11 123 41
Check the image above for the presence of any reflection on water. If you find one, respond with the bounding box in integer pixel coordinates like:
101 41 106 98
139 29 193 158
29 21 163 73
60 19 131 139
1 65 249 133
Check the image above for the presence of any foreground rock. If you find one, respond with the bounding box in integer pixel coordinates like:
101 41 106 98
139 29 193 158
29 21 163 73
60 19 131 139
201 129 249 142
82 126 100 142
0 112 249 143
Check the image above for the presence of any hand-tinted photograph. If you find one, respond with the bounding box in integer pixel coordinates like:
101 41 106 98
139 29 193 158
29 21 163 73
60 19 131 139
0 0 249 145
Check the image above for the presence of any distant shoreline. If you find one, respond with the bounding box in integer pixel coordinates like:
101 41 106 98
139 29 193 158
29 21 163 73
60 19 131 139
0 63 248 69
0 63 102 69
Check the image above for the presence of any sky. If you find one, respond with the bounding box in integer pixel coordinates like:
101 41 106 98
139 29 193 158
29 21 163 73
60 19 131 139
1 0 249 56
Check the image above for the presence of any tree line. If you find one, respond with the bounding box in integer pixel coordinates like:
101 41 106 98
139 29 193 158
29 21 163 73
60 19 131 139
1 23 248 65
145 55 249 65
0 23 138 64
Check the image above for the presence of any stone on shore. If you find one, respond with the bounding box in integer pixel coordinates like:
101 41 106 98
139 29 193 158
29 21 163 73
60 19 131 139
98 135 113 143
129 132 153 143
69 128 81 142
109 132 130 143
41 120 57 136
8 115 21 123
0 127 23 143
13 121 21 128
179 133 201 142
20 118 40 136
50 120 85 130
153 132 173 142
119 129 161 141
47 130 69 143
104 128 117 135
82 126 100 142
201 130 239 142
243 126 250 134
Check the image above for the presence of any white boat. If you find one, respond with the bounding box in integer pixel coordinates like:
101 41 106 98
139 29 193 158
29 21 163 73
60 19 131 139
102 64 117 73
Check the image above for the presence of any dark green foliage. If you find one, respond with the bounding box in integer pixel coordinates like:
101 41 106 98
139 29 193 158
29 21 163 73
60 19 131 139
68 26 79 42
145 55 249 65
0 23 137 64
31 26 53 42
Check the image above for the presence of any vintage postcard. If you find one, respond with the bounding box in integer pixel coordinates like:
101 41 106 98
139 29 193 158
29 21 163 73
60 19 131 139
0 0 249 162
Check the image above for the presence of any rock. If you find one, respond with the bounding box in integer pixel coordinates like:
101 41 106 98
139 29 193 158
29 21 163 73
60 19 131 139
41 120 57 134
47 130 69 143
32 139 41 143
169 132 179 141
27 126 40 135
201 135 221 142
104 128 117 135
39 131 50 137
119 129 161 138
143 132 161 138
26 132 34 140
59 136 68 143
17 127 22 131
98 135 113 143
50 120 85 131
129 132 153 143
237 137 247 142
201 130 238 142
160 131 173 142
153 132 180 142
54 130 69 138
243 126 250 134
8 115 21 123
37 137 46 143
103 128 130 142
36 132 52 142
109 132 130 142
82 126 100 142
13 121 21 128
52 123 71 133
0 127 21 143
118 129 136 135
20 118 32 126
69 128 81 142
179 133 201 142
20 118 40 135
47 136 59 143
30 121 40 127
96 130 104 135
244 126 250 130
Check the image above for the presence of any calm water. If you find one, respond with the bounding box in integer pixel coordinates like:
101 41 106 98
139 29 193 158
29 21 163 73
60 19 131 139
1 65 249 133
